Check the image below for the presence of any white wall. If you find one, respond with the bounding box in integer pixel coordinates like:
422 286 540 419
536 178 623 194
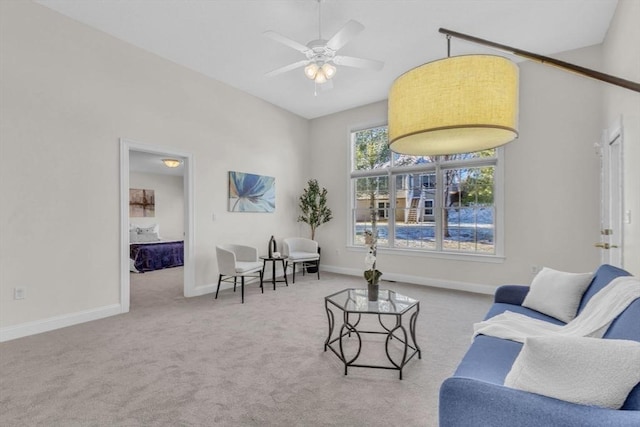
0 1 309 333
129 172 184 240
310 45 606 291
601 0 640 276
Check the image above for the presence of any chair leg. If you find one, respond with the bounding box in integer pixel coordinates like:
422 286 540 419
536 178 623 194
241 276 245 303
215 274 223 299
233 277 237 292
260 268 264 294
317 259 320 280
292 262 296 284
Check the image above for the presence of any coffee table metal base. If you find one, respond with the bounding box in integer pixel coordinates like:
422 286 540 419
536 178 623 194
324 289 421 380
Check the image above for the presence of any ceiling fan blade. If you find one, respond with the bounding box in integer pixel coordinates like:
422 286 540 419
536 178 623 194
263 30 310 53
334 55 384 71
326 20 365 51
265 60 310 78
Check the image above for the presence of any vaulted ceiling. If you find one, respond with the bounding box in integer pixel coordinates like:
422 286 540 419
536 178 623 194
37 0 618 119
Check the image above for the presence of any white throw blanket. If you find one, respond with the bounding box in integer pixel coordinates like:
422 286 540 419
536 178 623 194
474 276 640 343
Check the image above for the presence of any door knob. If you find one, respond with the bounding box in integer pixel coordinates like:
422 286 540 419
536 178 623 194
594 243 619 249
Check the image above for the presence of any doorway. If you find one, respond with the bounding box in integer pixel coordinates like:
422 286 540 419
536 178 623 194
119 138 195 313
598 120 624 268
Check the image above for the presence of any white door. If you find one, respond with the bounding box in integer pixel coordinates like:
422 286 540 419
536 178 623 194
598 123 624 267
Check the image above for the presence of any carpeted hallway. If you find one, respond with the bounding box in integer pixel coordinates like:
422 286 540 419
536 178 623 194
0 268 492 426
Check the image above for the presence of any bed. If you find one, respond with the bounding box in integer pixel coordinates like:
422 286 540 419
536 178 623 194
130 240 184 273
129 224 184 273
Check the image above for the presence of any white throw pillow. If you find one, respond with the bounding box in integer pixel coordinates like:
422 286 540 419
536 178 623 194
137 224 159 235
522 267 592 322
505 336 640 409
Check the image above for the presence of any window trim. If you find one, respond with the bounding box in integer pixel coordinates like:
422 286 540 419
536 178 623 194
348 126 505 260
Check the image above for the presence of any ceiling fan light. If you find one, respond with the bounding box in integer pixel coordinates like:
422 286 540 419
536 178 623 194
304 63 319 79
321 62 336 79
314 69 328 84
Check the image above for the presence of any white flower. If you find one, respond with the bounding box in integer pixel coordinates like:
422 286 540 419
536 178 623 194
364 253 376 270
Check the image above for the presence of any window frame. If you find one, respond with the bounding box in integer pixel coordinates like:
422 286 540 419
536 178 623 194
348 125 505 262
424 199 434 217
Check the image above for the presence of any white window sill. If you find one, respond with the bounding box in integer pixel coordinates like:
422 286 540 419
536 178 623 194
346 245 505 263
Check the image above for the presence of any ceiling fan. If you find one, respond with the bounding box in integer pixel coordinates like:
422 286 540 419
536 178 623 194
264 0 384 88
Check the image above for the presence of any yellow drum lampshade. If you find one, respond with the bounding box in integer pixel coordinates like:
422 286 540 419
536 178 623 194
388 55 519 155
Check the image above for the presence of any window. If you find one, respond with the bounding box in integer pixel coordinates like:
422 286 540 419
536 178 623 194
350 125 502 257
424 199 434 216
378 202 390 219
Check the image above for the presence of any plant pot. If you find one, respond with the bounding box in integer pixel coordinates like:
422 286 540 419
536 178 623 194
367 281 379 301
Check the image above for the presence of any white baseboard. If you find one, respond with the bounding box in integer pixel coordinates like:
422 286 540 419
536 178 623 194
321 265 497 295
0 303 122 343
191 283 218 297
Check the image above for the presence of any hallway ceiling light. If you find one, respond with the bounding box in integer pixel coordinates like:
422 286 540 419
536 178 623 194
162 159 182 168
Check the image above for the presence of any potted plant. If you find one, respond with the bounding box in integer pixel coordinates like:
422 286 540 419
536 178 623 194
297 179 332 240
297 179 332 272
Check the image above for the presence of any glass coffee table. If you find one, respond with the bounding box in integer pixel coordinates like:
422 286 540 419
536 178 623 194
324 288 421 379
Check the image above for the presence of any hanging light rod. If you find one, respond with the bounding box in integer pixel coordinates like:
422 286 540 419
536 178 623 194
439 28 640 93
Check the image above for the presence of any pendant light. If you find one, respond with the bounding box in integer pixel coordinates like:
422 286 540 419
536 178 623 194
388 35 519 155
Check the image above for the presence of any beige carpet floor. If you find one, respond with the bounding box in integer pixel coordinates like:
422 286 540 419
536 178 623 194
0 268 492 426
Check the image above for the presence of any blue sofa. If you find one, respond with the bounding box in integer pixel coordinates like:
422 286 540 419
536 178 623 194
439 264 640 427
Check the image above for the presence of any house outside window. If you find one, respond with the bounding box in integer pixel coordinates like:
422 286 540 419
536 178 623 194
350 125 503 257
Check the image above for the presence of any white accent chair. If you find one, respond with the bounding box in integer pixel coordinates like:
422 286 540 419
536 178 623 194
282 237 320 283
215 244 264 303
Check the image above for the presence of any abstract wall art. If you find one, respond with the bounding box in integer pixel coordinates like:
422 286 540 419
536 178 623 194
129 188 155 217
228 171 275 212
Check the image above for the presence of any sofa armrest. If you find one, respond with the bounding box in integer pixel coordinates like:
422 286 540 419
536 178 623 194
440 377 640 427
494 285 529 305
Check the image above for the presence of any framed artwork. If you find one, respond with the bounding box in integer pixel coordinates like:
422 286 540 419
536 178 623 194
129 188 155 217
228 171 275 212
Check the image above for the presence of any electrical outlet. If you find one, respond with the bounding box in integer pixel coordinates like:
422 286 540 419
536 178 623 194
14 287 26 300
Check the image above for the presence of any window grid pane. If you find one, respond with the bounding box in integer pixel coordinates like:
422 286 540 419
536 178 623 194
353 126 390 171
441 165 496 254
353 175 390 248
